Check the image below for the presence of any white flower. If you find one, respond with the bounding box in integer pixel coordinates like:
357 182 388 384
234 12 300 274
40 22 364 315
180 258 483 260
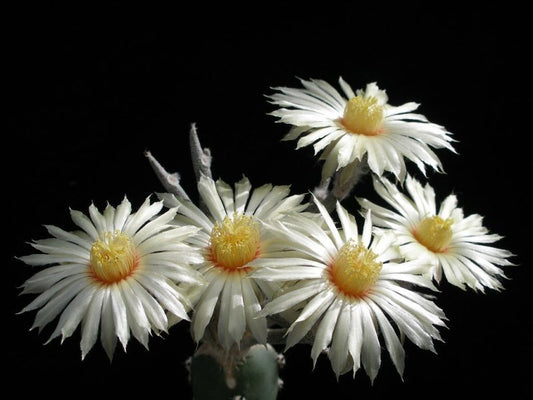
268 77 455 182
18 197 203 360
252 196 445 381
159 174 308 350
357 175 514 291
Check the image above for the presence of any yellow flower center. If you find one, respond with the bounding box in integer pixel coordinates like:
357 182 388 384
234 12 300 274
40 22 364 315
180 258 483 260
329 240 382 298
209 213 260 272
90 231 139 284
341 96 384 136
413 216 453 253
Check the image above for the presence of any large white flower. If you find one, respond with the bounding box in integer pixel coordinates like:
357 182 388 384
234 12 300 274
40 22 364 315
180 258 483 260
252 196 445 381
268 77 455 182
357 175 514 291
18 197 203 360
159 174 308 350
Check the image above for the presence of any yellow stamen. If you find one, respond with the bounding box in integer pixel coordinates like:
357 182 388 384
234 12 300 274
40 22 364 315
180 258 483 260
90 231 138 284
341 95 384 136
413 216 453 253
209 213 260 272
329 239 382 298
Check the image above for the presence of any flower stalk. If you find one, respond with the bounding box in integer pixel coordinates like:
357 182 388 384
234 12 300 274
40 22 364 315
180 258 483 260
189 122 213 181
145 150 190 200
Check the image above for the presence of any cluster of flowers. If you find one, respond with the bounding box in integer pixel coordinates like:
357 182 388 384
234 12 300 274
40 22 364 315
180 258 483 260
18 77 513 382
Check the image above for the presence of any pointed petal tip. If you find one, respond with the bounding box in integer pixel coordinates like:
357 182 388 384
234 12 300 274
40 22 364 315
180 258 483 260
105 351 115 363
80 345 93 361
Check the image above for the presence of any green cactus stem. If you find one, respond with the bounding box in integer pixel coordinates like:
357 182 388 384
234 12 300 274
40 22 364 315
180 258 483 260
189 339 282 400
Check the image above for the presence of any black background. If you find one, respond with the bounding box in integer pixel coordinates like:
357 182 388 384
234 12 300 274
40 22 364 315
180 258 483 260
5 2 531 399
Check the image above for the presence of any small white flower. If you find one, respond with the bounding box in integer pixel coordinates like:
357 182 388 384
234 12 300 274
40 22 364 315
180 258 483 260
268 77 455 182
159 174 308 350
358 175 514 291
18 196 203 360
252 196 445 381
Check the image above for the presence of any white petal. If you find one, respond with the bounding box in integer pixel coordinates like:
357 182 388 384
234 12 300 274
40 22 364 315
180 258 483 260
251 266 324 281
380 273 437 290
360 300 381 383
172 198 214 232
109 286 130 351
384 101 420 116
296 126 340 149
246 183 273 215
114 197 132 231
248 256 325 270
123 199 163 236
454 253 505 289
127 278 168 332
234 176 252 214
338 76 355 99
373 177 419 224
311 297 342 366
363 82 388 104
361 209 373 248
216 178 235 214
271 84 341 116
47 284 97 344
347 302 363 375
31 238 90 260
335 135 356 170
227 276 246 345
144 261 204 285
99 288 117 360
336 202 358 241
132 207 178 245
252 185 291 219
143 249 204 268
259 280 324 317
312 196 343 249
357 198 408 228
120 280 151 349
217 277 234 349
89 203 107 236
273 108 336 127
29 276 88 330
285 288 334 350
20 263 86 294
44 225 92 250
313 129 345 155
81 288 105 359
241 278 267 344
385 111 427 121
103 203 115 232
368 290 436 352
378 281 445 325
367 299 405 377
405 176 436 216
134 272 190 321
280 215 337 261
70 209 99 241
281 125 308 141
269 221 332 263
328 301 352 377
305 78 346 110
192 273 226 342
454 242 512 262
198 175 227 222
375 136 404 177
19 253 88 266
135 225 200 255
